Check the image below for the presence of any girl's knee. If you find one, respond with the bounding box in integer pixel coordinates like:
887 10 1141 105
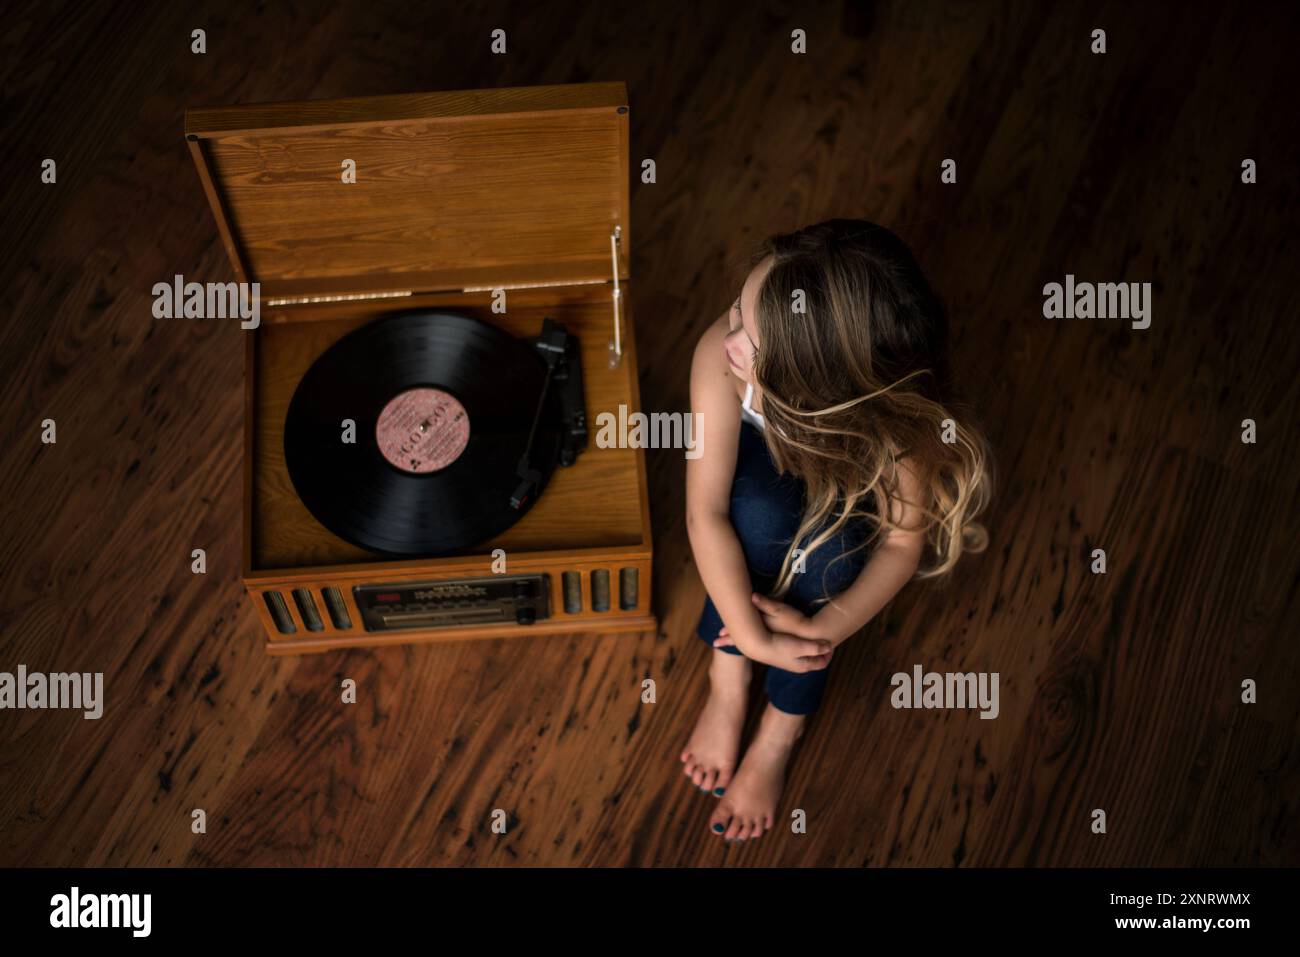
784 548 871 611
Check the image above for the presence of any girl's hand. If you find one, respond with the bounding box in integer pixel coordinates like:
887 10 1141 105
714 625 833 671
750 592 820 639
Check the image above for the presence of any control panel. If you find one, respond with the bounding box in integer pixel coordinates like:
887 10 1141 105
353 574 550 632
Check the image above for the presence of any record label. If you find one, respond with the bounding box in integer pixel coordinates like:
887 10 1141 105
375 387 470 474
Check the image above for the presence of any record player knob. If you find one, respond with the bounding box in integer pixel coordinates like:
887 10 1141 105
515 605 537 625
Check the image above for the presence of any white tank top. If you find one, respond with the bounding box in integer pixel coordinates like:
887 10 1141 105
741 382 766 431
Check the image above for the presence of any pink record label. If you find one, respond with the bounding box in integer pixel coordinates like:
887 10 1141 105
375 388 470 473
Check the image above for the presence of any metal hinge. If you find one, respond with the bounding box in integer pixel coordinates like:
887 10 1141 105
608 226 623 368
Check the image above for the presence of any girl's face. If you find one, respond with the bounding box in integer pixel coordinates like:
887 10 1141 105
724 255 772 383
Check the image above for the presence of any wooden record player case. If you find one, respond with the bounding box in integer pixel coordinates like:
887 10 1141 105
185 82 655 655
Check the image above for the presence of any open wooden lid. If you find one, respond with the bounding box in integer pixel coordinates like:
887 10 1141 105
185 83 630 301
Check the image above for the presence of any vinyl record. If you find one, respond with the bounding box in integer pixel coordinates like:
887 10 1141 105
283 311 561 556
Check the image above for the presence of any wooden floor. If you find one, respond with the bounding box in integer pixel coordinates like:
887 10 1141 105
1 0 1296 867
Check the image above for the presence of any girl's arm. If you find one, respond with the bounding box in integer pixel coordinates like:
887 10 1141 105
685 315 771 652
748 458 927 646
803 458 926 644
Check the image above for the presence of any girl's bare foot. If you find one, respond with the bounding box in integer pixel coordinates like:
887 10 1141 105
709 701 805 841
680 648 751 796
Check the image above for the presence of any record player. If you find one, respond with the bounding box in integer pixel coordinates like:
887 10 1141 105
185 82 655 655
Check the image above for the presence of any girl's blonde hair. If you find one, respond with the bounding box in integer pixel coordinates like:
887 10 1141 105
748 219 992 599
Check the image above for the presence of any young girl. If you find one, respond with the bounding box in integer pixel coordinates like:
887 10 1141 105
682 219 991 842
